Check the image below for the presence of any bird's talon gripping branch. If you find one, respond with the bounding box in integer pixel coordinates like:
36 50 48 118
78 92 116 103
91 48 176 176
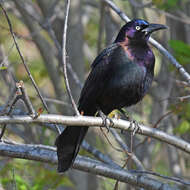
99 110 114 132
128 119 141 136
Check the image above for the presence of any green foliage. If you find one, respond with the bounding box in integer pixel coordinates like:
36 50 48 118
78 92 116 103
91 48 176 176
84 17 99 48
153 0 179 10
28 59 48 81
0 159 74 190
152 142 161 156
0 66 7 70
174 120 190 134
155 160 171 176
169 40 190 66
170 102 190 135
101 178 116 190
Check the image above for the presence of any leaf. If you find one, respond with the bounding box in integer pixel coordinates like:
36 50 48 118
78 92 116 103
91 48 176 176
169 40 190 65
153 0 179 10
174 120 190 134
37 107 43 116
0 66 7 70
169 40 190 55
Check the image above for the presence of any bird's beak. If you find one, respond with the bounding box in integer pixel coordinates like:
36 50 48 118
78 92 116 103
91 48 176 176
142 23 168 36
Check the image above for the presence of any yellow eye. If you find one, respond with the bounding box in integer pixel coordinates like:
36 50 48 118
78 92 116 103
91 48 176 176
136 26 141 31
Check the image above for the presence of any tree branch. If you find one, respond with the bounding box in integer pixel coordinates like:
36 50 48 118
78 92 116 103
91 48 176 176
62 0 80 116
0 142 180 190
0 114 189 155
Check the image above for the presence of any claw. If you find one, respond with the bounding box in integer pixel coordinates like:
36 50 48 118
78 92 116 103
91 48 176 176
120 111 141 136
98 110 114 132
129 120 141 136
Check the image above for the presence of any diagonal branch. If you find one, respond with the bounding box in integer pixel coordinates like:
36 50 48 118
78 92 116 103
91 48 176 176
110 128 144 171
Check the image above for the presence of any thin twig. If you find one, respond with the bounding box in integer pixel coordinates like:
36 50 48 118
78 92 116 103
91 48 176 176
0 81 37 139
0 86 21 140
100 127 123 152
135 111 172 150
44 97 73 108
110 128 144 171
17 81 37 118
62 0 80 116
82 141 122 169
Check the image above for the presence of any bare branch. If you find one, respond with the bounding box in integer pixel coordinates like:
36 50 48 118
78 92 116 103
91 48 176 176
62 0 80 116
110 128 144 171
0 114 189 155
82 141 121 169
17 81 36 117
0 142 180 190
131 170 190 186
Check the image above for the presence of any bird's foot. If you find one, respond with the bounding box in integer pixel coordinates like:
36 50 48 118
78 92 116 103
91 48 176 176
129 119 141 136
118 108 130 120
118 109 141 135
98 110 114 132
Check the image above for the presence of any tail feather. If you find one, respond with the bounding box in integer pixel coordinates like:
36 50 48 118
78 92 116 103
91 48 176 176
55 126 88 172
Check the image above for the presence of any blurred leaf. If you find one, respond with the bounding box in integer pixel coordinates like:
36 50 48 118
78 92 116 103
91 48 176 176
155 160 170 176
153 0 179 10
174 120 190 134
101 178 116 190
152 142 161 156
169 40 190 55
37 107 44 116
169 40 190 65
0 159 74 189
0 66 7 70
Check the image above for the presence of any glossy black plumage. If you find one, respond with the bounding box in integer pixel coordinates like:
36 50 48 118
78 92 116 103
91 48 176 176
55 19 167 172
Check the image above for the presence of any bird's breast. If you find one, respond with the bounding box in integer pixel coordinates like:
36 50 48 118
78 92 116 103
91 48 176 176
97 45 154 113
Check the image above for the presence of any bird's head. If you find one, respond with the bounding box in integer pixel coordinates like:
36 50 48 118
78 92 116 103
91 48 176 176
115 19 167 44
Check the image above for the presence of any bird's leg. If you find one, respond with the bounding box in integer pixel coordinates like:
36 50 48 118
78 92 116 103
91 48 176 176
118 108 130 120
98 110 114 132
118 109 141 136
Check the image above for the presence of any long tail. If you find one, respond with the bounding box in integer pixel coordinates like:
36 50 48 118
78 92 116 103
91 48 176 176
55 126 88 172
55 107 96 172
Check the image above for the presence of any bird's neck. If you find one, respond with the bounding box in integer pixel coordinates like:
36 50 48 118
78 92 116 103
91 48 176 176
119 39 155 69
121 36 148 47
120 38 151 58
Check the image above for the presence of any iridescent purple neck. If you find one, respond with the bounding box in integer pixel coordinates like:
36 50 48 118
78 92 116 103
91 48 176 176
122 40 155 68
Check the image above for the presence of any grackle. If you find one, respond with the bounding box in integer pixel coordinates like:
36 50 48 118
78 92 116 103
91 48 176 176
55 19 167 172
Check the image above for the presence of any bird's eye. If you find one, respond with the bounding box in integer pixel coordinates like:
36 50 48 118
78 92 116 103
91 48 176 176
136 26 141 31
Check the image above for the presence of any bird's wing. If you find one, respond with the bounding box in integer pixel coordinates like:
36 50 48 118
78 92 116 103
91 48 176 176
78 43 120 113
91 43 118 68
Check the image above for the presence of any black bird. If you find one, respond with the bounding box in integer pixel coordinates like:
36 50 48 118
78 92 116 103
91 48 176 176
55 19 167 172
